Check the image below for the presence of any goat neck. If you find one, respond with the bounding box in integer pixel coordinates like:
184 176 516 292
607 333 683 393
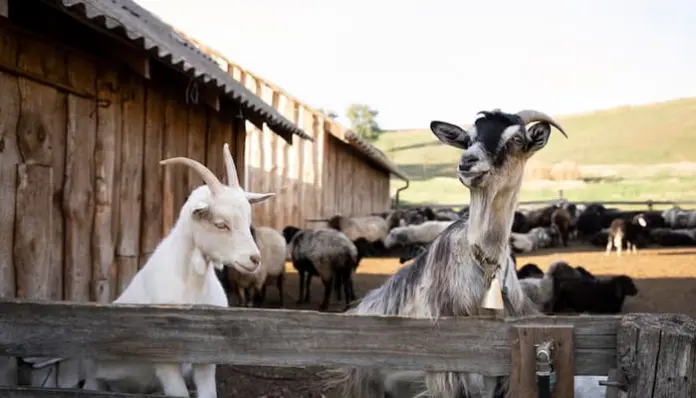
467 181 520 263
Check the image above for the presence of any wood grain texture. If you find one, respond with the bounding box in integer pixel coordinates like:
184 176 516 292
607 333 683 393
605 368 628 398
509 324 574 398
115 76 145 294
139 86 164 266
0 71 19 301
63 93 96 302
618 313 696 398
13 166 53 300
0 386 161 397
92 68 120 304
0 301 620 376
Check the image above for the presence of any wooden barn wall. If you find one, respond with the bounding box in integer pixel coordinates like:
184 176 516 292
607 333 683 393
0 23 246 305
235 69 392 231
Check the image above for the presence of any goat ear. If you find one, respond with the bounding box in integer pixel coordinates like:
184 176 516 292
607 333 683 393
430 121 471 150
191 202 211 220
245 191 275 205
525 122 552 153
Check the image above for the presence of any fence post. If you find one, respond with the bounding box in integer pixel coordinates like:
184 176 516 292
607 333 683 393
618 314 696 398
509 324 574 398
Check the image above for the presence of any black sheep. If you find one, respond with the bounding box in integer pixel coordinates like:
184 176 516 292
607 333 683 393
516 263 544 279
552 275 638 314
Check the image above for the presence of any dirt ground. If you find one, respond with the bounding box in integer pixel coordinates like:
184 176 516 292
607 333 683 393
218 244 696 397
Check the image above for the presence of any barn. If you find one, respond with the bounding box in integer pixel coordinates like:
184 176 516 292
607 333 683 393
0 0 317 387
180 34 411 230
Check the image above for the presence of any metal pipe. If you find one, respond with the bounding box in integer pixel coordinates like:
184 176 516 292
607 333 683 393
535 341 555 398
393 178 410 209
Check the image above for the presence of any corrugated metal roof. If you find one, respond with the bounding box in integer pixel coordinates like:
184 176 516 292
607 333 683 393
344 130 410 181
49 0 312 142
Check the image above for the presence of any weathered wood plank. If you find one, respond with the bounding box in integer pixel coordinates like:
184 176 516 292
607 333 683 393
204 110 226 184
509 324 574 398
0 68 18 391
312 113 324 223
619 313 696 398
13 168 53 299
16 73 67 303
0 386 162 397
604 368 627 398
115 76 145 294
63 93 96 303
186 105 207 193
0 301 620 376
93 68 121 304
13 166 56 388
139 86 164 267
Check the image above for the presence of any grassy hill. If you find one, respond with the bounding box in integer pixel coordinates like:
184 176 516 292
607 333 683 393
373 97 696 206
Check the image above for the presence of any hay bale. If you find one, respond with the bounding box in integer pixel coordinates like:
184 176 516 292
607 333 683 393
549 161 581 181
524 161 552 181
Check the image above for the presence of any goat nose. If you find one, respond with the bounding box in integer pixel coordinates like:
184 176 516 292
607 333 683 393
249 254 260 266
459 155 479 172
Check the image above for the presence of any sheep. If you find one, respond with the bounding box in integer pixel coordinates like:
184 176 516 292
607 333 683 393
334 237 373 303
648 228 696 247
247 226 288 306
324 108 570 398
327 214 389 243
551 206 573 247
509 226 556 253
77 144 275 397
522 204 557 229
511 210 531 233
606 213 649 256
383 220 455 248
282 226 359 311
516 263 544 279
552 275 638 314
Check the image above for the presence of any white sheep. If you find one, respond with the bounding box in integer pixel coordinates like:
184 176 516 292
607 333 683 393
76 143 275 397
225 225 288 307
327 214 390 243
383 220 454 248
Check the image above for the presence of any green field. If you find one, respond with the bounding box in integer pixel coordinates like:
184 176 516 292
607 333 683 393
375 97 696 206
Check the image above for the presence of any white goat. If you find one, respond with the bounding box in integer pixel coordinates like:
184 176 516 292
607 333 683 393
77 144 275 397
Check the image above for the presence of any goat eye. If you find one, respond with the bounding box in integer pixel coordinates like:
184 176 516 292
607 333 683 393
513 135 525 146
214 221 229 230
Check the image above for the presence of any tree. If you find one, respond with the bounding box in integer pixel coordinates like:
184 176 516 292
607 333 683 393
318 108 338 120
346 103 382 141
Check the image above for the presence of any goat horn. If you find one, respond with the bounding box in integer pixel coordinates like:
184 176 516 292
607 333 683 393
516 109 568 138
159 157 223 195
222 143 240 188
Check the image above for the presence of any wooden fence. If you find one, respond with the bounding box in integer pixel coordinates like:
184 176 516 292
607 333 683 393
0 300 695 397
394 192 696 213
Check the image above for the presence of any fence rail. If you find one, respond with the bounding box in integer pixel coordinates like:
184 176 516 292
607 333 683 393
1 301 696 398
0 300 617 376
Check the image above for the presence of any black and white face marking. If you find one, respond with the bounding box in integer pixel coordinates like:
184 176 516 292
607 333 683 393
430 110 553 188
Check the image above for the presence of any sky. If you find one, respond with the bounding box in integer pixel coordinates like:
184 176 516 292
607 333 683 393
135 0 696 130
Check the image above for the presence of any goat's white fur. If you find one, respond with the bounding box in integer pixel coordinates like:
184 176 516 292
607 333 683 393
77 144 275 397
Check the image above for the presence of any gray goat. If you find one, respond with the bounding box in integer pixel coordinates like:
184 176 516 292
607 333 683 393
323 109 568 398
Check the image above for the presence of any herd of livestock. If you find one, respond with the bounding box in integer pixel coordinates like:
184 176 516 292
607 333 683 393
213 201 696 314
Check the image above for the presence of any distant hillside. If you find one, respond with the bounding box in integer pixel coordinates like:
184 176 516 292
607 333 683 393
375 97 696 167
373 98 696 205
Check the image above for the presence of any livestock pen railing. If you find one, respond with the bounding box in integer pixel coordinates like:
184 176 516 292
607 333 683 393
0 301 694 397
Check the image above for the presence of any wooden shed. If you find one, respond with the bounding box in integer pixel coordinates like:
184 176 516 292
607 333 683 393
179 34 411 230
0 0 312 307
